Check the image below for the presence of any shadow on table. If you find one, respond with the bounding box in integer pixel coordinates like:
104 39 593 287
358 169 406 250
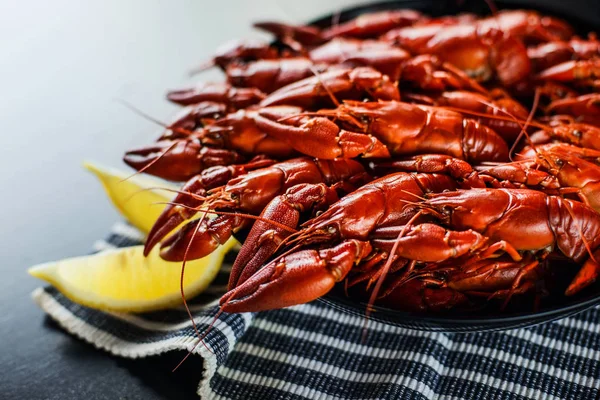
44 317 203 400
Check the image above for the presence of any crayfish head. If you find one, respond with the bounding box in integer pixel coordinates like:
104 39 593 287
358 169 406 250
123 139 204 181
301 186 386 242
555 122 600 150
212 38 278 68
535 149 565 174
284 224 341 250
333 100 404 133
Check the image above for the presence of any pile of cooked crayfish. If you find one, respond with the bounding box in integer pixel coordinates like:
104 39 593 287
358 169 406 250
123 8 600 314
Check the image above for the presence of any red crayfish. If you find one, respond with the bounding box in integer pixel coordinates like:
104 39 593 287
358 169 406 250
121 6 600 318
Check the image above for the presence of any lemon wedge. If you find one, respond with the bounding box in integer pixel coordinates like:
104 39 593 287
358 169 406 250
84 161 178 235
29 238 236 312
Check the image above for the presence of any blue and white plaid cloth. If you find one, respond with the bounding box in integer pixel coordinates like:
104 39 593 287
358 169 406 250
33 222 600 399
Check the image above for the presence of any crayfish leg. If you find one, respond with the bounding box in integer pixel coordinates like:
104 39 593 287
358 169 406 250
566 251 600 296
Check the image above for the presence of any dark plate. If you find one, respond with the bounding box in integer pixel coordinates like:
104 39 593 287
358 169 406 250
319 285 600 332
302 0 600 332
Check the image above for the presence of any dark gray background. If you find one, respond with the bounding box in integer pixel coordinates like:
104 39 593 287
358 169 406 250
2 0 599 399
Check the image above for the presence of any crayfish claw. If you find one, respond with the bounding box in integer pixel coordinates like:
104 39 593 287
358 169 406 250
159 219 213 262
159 215 243 262
230 183 339 289
221 240 371 313
145 212 187 256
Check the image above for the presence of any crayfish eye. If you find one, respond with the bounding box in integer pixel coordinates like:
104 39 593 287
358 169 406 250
555 159 564 167
230 192 239 200
327 225 337 234
572 129 582 138
442 205 453 215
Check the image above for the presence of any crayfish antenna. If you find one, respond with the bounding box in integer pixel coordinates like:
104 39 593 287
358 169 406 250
127 186 207 204
361 210 424 342
439 94 536 162
153 202 299 233
276 111 324 122
274 226 331 254
118 98 199 138
430 93 552 163
437 89 544 163
282 65 367 130
271 242 308 264
277 108 367 132
172 306 227 372
308 64 341 107
170 196 299 370
118 99 200 182
173 210 214 373
182 261 267 354
330 8 342 34
188 60 217 76
178 255 282 364
117 99 172 130
484 0 499 15
172 199 271 370
398 189 428 202
122 141 178 182
395 196 443 220
437 106 547 131
509 88 541 161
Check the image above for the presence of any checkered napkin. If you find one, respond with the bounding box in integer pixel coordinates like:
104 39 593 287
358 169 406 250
32 222 600 399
